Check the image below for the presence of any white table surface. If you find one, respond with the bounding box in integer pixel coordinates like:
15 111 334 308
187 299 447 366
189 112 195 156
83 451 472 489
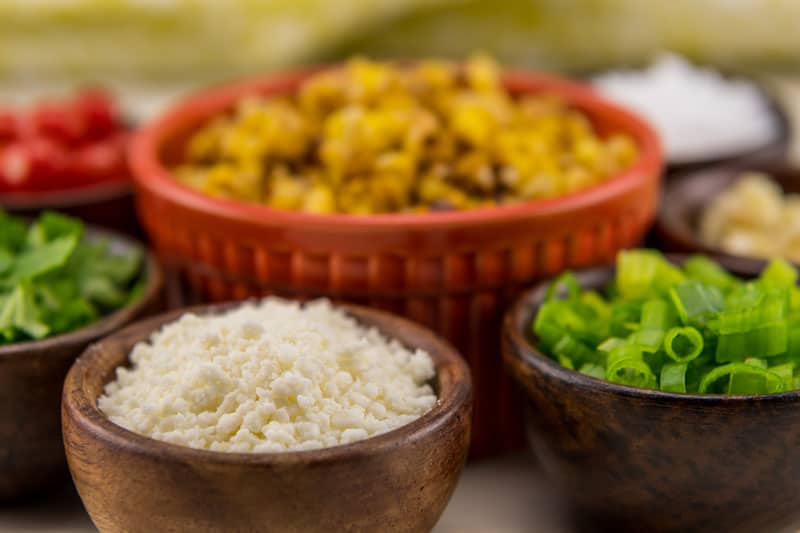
0 453 569 533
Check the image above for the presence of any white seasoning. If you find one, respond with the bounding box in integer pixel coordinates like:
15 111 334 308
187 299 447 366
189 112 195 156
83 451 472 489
98 298 437 453
593 53 778 163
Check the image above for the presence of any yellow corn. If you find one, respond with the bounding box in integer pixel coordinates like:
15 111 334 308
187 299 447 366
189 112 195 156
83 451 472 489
177 54 639 214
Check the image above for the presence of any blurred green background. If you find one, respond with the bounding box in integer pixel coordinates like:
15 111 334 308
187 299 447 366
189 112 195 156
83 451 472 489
0 0 797 83
4 0 799 135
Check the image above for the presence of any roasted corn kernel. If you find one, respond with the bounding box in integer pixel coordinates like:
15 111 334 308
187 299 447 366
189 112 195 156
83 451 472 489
176 55 639 214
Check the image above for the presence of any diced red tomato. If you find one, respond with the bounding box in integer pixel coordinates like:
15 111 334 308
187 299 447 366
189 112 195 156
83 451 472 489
75 88 117 140
28 102 87 145
0 144 30 190
0 88 127 193
0 110 17 144
72 135 127 183
0 138 70 192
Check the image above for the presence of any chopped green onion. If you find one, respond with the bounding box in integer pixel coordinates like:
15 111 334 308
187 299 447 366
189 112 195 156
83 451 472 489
598 337 627 352
628 329 664 353
531 250 800 395
714 298 788 362
725 282 765 311
683 255 736 291
534 299 596 346
581 290 610 320
643 349 666 376
660 362 688 392
609 300 643 338
535 297 607 346
607 344 643 368
670 281 724 326
616 250 661 298
628 299 677 352
532 314 564 349
557 354 575 370
606 357 657 389
553 334 596 367
579 362 605 379
769 362 795 389
699 363 786 394
545 272 581 302
759 259 797 289
664 327 704 363
744 358 768 369
617 250 685 298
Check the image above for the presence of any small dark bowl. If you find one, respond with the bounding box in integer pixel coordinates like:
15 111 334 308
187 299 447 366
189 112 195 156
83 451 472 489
0 180 141 239
656 161 800 275
587 65 788 177
63 302 472 533
0 227 163 501
664 83 789 177
503 259 800 533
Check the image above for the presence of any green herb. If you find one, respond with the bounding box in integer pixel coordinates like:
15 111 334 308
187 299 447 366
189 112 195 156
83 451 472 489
660 362 688 393
663 327 704 363
533 250 800 395
0 211 145 344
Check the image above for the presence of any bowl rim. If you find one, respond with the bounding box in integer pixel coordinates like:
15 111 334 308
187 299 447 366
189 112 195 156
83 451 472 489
503 254 800 403
63 301 473 465
129 63 663 229
0 224 163 360
655 161 800 273
0 178 132 210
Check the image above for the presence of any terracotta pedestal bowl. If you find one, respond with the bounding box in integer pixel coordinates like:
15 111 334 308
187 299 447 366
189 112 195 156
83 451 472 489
130 64 663 457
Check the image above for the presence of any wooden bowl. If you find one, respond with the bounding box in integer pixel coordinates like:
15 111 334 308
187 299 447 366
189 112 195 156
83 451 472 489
655 161 800 275
62 303 472 533
502 259 800 533
0 180 141 238
130 64 662 457
587 65 789 177
0 228 163 501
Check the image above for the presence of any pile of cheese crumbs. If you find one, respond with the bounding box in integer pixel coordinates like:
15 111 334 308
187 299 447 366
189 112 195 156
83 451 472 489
98 299 437 453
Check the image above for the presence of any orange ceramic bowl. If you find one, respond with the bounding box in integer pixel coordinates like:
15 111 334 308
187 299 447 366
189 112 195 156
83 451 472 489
129 65 663 457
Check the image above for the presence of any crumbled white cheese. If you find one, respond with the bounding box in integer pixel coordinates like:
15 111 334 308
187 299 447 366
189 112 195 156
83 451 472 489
593 53 779 163
98 298 437 453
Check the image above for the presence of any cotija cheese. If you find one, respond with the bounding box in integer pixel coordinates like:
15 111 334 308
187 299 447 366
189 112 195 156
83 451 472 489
98 298 437 453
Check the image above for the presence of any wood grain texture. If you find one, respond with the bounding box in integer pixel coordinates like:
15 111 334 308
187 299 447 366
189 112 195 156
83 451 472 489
0 230 163 501
503 262 800 533
62 303 472 533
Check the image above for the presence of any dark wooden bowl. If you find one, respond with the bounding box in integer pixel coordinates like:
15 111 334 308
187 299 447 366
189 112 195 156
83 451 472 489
62 303 473 533
587 67 790 177
0 180 142 239
0 228 163 501
502 259 800 533
656 161 800 275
